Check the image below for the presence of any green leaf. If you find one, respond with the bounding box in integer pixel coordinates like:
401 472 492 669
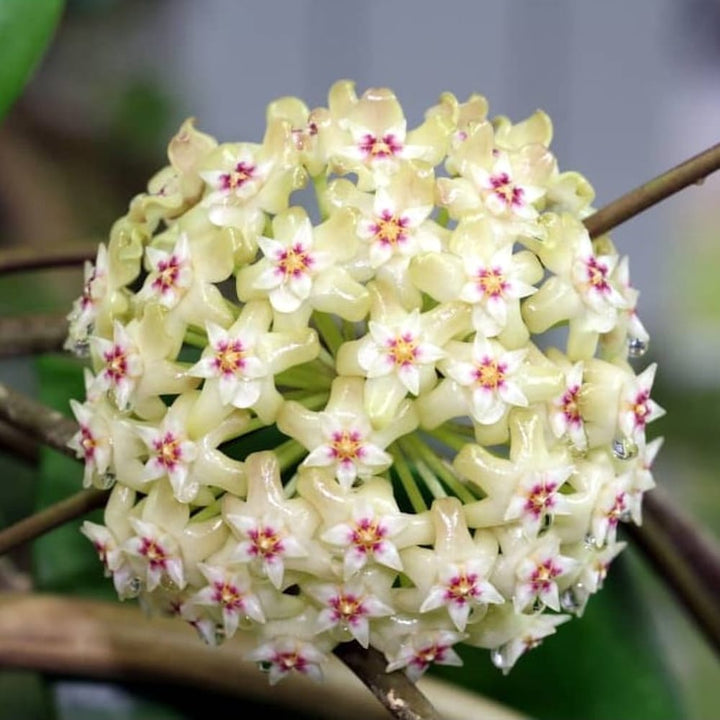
0 0 65 121
430 545 684 720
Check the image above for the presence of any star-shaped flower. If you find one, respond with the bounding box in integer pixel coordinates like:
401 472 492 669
191 563 265 638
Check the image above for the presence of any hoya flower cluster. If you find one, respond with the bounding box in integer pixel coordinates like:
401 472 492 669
66 81 664 685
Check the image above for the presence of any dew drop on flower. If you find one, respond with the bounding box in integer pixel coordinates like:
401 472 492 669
627 336 649 358
490 645 510 671
560 586 583 613
128 577 143 596
612 435 638 460
98 471 116 489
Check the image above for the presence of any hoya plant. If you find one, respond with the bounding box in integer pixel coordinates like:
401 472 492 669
0 3 718 719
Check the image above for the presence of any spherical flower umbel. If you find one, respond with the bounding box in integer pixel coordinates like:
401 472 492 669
66 80 664 685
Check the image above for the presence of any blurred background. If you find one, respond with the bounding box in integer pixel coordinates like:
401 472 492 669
0 0 718 718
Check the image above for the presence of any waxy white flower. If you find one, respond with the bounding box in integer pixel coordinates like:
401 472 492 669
357 310 445 396
459 245 538 337
302 412 392 489
137 234 193 309
322 498 408 578
307 576 393 648
246 635 327 685
617 363 665 445
549 361 588 451
192 563 265 638
513 536 577 612
68 398 114 488
135 417 199 503
385 629 465 682
504 465 574 537
441 336 528 425
90 321 143 411
188 321 267 408
124 518 185 593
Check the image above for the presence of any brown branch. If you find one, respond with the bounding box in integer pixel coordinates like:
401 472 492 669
0 418 38 464
0 242 95 274
584 142 720 238
0 594 523 720
0 381 77 458
334 642 444 720
625 487 720 656
0 489 109 556
0 314 68 357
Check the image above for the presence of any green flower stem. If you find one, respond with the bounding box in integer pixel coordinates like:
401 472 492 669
312 172 331 222
312 312 344 356
435 207 449 228
397 437 446 499
426 425 470 453
317 346 336 370
191 498 223 523
274 438 308 473
443 421 476 439
341 319 357 342
283 472 299 498
389 444 427 514
405 434 477 504
276 364 332 390
297 391 330 410
183 329 207 349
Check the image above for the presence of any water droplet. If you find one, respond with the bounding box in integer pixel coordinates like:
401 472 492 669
612 436 638 460
584 533 597 548
560 588 581 613
98 471 116 489
627 336 649 358
490 646 508 670
128 576 142 596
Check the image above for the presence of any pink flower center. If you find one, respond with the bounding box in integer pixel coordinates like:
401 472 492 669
386 332 418 367
213 581 245 611
139 538 167 568
151 255 182 295
351 519 387 554
490 173 524 207
153 432 183 471
371 211 409 247
476 267 508 298
220 161 256 191
445 571 480 605
273 650 308 673
631 391 651 428
412 642 450 670
276 243 313 279
561 385 582 425
530 559 562 592
103 345 128 383
248 526 284 560
606 492 627 527
213 339 247 376
330 430 364 462
359 133 402 159
524 481 559 518
586 257 610 293
330 592 365 622
79 426 97 461
474 357 506 390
